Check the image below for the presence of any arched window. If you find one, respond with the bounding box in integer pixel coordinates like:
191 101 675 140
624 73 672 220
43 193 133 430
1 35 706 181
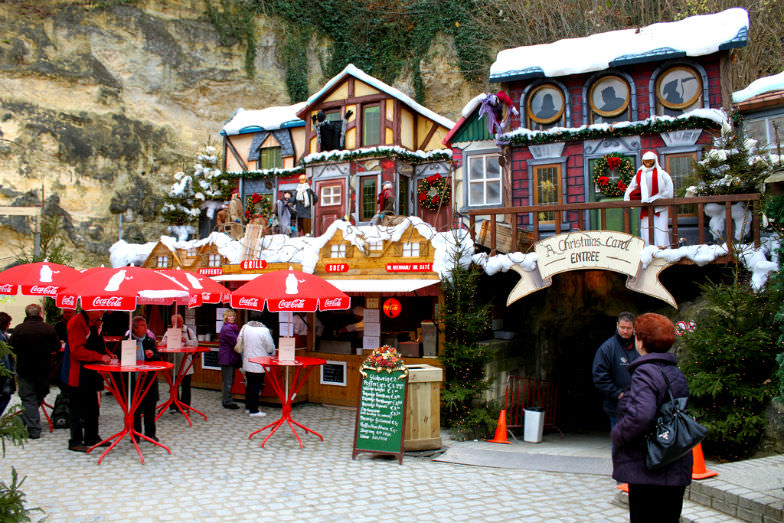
589 75 631 124
655 65 703 117
526 84 566 130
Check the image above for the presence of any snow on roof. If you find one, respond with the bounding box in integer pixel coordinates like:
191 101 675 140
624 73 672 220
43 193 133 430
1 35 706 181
221 103 307 136
300 64 455 130
490 8 748 82
301 145 452 165
733 70 784 103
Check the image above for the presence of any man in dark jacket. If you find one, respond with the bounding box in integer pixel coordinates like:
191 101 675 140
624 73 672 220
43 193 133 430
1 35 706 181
125 315 162 442
10 304 60 439
592 311 638 427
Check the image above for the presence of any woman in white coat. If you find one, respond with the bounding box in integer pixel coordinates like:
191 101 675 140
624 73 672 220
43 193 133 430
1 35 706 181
236 317 276 417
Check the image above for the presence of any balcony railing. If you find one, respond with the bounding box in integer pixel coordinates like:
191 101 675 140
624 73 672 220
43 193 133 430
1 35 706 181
465 193 762 255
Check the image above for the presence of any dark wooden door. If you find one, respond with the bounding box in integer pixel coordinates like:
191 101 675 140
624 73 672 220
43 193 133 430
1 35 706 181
314 178 347 235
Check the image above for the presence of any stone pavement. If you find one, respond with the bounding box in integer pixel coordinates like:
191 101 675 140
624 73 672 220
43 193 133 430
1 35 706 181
0 388 774 522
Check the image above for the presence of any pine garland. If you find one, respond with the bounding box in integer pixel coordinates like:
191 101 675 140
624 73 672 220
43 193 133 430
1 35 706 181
301 146 452 166
221 166 305 180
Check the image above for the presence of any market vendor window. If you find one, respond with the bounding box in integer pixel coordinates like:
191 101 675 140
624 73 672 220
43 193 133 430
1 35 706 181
589 75 631 124
367 239 384 257
259 146 282 170
402 242 420 257
526 84 566 130
156 255 170 268
330 244 346 258
208 254 222 267
655 66 703 117
320 185 341 206
665 152 698 216
362 105 381 146
186 248 198 257
532 164 562 224
467 153 501 207
359 176 377 221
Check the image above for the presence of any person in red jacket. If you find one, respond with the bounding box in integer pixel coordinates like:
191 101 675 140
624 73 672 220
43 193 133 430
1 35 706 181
64 310 111 452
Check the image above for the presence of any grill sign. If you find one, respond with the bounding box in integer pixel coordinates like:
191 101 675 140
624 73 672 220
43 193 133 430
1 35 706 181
241 260 268 270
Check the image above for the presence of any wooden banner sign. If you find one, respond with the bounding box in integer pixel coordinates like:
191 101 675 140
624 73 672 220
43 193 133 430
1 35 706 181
352 368 408 464
507 231 677 308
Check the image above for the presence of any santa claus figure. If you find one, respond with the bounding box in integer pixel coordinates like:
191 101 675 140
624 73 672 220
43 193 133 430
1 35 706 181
624 151 673 247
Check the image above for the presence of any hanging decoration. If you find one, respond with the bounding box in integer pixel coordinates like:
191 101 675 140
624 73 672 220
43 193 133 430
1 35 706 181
245 193 273 221
592 153 634 198
382 298 402 318
417 174 451 211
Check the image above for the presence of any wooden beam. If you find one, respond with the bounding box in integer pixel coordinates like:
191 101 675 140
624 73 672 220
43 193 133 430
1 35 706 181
419 122 439 150
225 137 249 172
0 206 40 216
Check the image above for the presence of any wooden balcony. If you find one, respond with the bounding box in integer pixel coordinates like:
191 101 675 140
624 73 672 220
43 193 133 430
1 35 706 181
465 193 762 258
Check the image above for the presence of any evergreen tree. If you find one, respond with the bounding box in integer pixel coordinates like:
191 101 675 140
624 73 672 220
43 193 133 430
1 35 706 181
679 273 783 460
439 245 494 439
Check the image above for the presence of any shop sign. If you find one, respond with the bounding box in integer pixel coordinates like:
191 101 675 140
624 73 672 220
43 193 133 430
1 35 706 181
241 260 268 270
198 268 223 276
385 263 432 272
382 298 402 318
507 231 677 308
675 320 696 336
325 263 349 273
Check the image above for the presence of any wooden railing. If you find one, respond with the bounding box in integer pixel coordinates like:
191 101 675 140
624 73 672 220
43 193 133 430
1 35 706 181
465 193 762 254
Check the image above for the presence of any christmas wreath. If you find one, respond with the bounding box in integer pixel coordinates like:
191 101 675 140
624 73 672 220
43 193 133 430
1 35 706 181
592 153 634 198
417 174 451 211
245 193 273 221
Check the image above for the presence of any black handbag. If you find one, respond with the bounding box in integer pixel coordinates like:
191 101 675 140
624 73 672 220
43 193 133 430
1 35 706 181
645 367 707 470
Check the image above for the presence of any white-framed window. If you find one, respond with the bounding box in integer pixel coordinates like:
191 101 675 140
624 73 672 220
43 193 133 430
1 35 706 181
367 239 384 252
156 256 169 268
208 254 222 267
402 242 420 257
533 163 562 224
321 185 341 206
330 244 346 258
187 248 198 257
467 153 502 206
665 152 698 216
744 114 784 151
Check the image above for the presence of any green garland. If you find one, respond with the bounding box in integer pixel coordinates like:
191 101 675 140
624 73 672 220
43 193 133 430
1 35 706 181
592 153 634 198
497 115 721 147
221 166 305 180
301 146 452 167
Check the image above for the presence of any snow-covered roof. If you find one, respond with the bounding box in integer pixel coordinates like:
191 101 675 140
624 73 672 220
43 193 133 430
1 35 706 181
490 8 748 82
733 70 784 104
298 64 455 130
220 103 307 136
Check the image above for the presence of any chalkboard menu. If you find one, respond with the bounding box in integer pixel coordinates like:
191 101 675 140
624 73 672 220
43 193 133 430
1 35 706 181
320 361 347 386
352 369 408 464
202 349 220 370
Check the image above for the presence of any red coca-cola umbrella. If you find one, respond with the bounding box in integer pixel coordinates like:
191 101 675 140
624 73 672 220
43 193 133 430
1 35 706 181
230 267 350 312
56 266 192 311
0 261 80 297
155 268 231 308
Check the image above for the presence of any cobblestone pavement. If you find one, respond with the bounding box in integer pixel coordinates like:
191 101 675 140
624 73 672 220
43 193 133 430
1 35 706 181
2 388 632 522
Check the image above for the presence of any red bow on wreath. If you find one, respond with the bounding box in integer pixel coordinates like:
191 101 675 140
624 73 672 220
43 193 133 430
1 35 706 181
598 176 609 186
606 156 622 170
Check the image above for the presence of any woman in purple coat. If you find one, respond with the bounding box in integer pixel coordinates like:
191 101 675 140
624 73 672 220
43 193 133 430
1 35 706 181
218 309 241 409
611 313 692 523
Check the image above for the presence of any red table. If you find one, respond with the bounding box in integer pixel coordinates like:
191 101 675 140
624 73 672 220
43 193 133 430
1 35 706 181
155 346 210 426
247 356 326 448
84 361 174 464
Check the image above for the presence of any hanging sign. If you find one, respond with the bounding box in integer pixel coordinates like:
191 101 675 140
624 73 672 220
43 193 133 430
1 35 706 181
325 263 349 273
507 231 676 308
385 263 432 272
241 260 268 270
382 298 402 318
198 268 223 276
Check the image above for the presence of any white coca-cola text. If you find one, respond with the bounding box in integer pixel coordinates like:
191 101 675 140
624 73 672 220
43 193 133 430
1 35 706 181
0 284 13 293
322 298 343 307
92 296 124 308
60 295 75 306
277 298 306 309
237 297 259 307
189 294 199 306
30 285 58 294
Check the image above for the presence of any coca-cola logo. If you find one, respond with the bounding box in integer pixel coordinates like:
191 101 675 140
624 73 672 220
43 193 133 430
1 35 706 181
0 284 13 293
92 296 124 308
323 298 343 307
189 294 199 306
277 298 306 309
237 297 259 307
30 285 58 295
60 295 75 306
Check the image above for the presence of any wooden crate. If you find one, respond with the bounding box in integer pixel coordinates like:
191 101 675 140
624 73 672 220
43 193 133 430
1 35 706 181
404 364 443 451
476 220 534 253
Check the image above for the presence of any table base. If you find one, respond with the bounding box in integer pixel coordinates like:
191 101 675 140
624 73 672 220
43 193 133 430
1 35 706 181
155 351 207 427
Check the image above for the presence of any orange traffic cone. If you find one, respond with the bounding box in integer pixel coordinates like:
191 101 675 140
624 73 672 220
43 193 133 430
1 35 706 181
616 483 629 493
692 443 718 479
488 409 511 444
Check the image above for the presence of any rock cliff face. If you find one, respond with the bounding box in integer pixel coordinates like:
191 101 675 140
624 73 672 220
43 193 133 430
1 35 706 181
0 0 474 267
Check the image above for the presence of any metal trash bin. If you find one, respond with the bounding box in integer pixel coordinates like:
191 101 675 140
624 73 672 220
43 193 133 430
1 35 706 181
523 407 545 443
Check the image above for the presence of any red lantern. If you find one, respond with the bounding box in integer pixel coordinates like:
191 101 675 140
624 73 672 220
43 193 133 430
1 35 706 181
382 298 402 318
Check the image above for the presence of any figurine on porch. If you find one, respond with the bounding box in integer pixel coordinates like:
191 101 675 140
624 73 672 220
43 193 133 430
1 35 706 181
371 181 395 225
624 151 673 247
312 109 354 152
294 174 318 236
276 191 296 236
228 190 245 240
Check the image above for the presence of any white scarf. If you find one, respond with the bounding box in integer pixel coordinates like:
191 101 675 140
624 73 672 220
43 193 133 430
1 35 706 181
295 183 311 208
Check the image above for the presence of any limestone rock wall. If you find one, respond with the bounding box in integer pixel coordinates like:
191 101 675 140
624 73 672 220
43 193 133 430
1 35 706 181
0 0 474 267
